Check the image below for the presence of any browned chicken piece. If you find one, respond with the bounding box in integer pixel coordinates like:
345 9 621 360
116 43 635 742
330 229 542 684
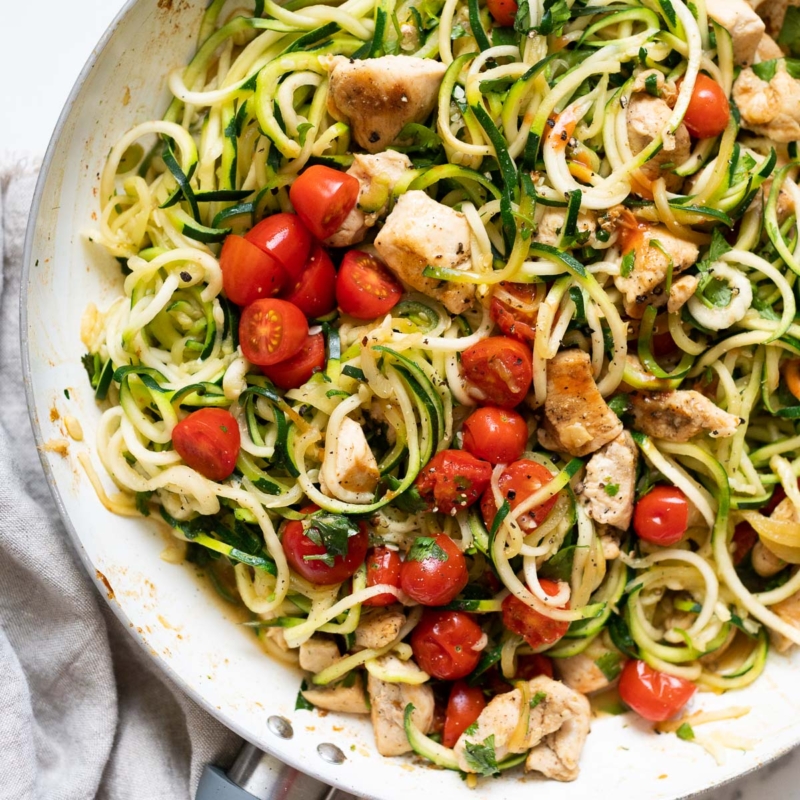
733 63 800 142
354 608 406 650
326 55 446 153
322 416 380 496
557 651 621 695
374 190 474 314
631 70 679 105
667 274 699 314
629 390 741 441
538 350 623 457
626 94 691 192
534 207 603 248
768 583 800 653
746 0 800 38
299 636 340 673
301 674 370 714
580 431 638 530
367 670 435 755
707 0 765 65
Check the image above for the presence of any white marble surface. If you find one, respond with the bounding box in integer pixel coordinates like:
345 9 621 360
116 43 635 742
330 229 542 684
3 2 800 798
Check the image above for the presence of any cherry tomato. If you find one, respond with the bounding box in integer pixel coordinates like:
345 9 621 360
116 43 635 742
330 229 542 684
245 213 313 282
363 546 403 607
764 485 788 515
442 681 487 748
462 336 532 408
261 332 325 390
514 654 554 680
462 407 528 465
239 298 308 366
283 245 337 319
410 611 484 680
682 74 730 140
289 165 360 240
490 283 538 345
415 450 493 515
486 0 518 26
220 234 286 307
172 408 240 482
732 522 758 567
480 459 558 533
336 250 403 320
282 510 369 585
652 330 677 357
619 659 696 722
633 486 689 547
400 533 469 606
501 582 570 649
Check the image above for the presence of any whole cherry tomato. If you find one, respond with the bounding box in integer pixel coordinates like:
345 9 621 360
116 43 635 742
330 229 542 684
480 459 558 533
415 450 493 515
462 407 528 465
363 546 403 607
220 235 286 306
410 611 484 680
682 74 730 140
289 165 360 240
633 486 689 547
261 332 325 390
400 533 469 606
442 681 487 748
172 408 240 481
336 250 403 320
462 336 532 408
282 245 337 319
239 298 308 366
501 581 569 649
490 282 538 345
486 0 518 26
619 659 696 722
245 212 313 281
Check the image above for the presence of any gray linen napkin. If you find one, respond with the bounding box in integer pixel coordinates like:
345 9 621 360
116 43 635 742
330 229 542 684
0 156 241 800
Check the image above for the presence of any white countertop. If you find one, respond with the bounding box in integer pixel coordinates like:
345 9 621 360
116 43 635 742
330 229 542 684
2 3 799 798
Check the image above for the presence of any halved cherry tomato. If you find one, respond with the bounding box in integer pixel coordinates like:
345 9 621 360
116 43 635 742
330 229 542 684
220 235 286 307
490 282 538 345
442 681 487 748
283 245 337 319
336 250 403 320
261 332 325 390
289 165 360 240
239 298 308 366
732 521 758 567
363 546 403 607
414 450 493 515
682 74 730 140
480 459 558 533
400 533 469 606
619 659 696 722
462 407 528 465
282 508 369 585
486 0 518 27
515 654 554 680
501 581 570 649
462 336 532 408
172 408 240 482
410 611 484 680
633 486 689 546
245 213 313 282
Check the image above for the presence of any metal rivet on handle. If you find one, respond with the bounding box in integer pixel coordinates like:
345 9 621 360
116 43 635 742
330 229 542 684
317 743 346 765
267 716 294 739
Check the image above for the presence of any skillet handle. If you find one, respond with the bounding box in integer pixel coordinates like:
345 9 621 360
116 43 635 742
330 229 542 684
196 743 358 800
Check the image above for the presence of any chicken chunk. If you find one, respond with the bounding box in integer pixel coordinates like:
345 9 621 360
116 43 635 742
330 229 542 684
534 207 603 248
733 64 800 142
745 0 798 38
374 190 474 314
556 652 619 695
367 671 435 756
707 0 765 65
302 674 370 714
667 274 699 314
322 416 380 498
629 390 741 441
299 636 341 674
626 94 691 192
538 350 623 457
580 431 638 530
354 608 406 650
613 225 699 318
768 585 800 653
631 70 679 106
752 540 786 577
325 152 412 248
326 55 446 154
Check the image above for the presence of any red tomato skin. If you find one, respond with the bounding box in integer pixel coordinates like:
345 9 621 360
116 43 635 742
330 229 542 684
490 283 538 345
220 235 287 306
462 336 532 408
514 654 554 680
363 546 403 607
282 245 337 319
289 165 360 240
487 0 518 26
282 517 369 585
732 522 758 567
410 611 484 680
619 660 696 722
239 298 309 366
414 450 493 515
442 681 487 748
683 75 730 139
261 332 325 390
245 213 313 282
400 534 469 606
633 486 689 547
172 408 240 482
480 459 558 532
501 581 569 649
462 407 528 465
336 251 404 320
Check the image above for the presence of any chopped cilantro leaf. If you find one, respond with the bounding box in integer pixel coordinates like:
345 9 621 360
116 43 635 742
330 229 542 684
406 536 449 563
676 723 695 741
464 722 479 736
530 691 547 709
621 250 635 277
303 513 362 568
604 483 620 497
463 735 500 777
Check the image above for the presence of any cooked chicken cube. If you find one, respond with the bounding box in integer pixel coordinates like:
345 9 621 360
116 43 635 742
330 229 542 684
534 207 602 248
733 63 800 142
667 274 699 314
323 416 380 497
629 390 741 441
631 69 679 105
301 674 370 714
299 636 341 674
626 94 691 192
613 225 699 318
768 585 800 653
354 608 406 650
538 350 623 457
707 0 765 65
374 190 474 314
752 540 786 577
747 0 800 37
367 672 435 755
756 31 785 60
326 55 446 154
580 431 638 530
325 152 412 248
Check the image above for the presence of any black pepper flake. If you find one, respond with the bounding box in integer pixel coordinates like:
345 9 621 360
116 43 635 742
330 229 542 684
368 131 380 143
546 118 556 128
636 294 647 303
560 130 568 141
652 286 663 296
180 271 191 281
